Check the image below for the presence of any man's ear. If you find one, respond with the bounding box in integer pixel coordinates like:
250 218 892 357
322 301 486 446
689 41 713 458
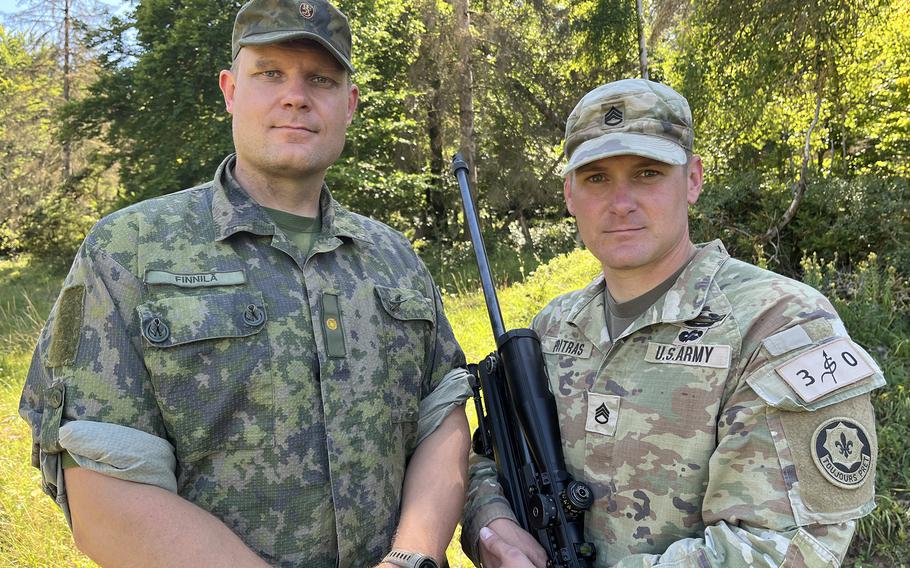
218 69 237 114
346 82 359 126
563 175 576 216
686 155 704 206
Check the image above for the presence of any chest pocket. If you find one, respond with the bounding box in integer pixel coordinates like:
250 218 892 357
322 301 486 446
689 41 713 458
138 290 274 462
374 285 433 433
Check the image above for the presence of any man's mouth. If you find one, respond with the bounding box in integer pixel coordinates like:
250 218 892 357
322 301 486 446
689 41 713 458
606 227 644 234
274 125 318 133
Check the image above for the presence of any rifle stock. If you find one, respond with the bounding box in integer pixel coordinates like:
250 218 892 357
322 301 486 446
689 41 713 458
453 154 595 567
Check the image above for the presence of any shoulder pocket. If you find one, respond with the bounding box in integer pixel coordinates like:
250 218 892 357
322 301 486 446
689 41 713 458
374 285 434 324
137 291 267 347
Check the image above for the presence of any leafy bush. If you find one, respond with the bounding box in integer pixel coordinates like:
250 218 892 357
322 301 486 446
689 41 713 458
692 173 910 279
801 253 910 565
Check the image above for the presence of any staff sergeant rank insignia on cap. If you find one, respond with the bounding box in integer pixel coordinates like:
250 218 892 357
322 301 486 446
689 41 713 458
812 418 873 489
299 1 315 19
604 105 624 126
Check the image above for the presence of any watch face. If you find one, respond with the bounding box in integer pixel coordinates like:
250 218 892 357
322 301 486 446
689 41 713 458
416 559 438 568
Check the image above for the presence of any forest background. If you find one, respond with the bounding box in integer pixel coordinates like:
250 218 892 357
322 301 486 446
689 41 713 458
0 0 908 566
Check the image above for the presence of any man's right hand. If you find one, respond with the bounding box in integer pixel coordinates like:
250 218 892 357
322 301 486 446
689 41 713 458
478 518 548 568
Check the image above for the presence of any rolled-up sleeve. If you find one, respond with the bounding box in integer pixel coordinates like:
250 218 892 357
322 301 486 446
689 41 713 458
415 273 471 443
19 239 171 524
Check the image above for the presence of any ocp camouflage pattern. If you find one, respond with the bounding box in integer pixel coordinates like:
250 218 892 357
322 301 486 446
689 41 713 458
20 154 466 567
563 79 693 167
463 241 884 567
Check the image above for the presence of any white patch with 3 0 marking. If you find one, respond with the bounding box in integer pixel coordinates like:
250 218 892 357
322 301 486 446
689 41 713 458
774 337 875 403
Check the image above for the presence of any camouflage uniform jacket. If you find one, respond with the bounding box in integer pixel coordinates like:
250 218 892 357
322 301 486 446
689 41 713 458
464 241 884 567
20 155 468 567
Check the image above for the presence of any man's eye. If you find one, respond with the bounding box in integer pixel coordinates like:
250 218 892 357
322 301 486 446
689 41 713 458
260 70 282 79
587 173 605 183
640 169 661 178
311 75 334 85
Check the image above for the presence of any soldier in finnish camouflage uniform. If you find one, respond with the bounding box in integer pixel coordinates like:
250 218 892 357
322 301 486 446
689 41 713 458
19 1 472 566
462 79 884 567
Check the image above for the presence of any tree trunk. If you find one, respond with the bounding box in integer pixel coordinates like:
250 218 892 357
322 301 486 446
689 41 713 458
426 73 448 239
63 0 71 179
762 91 824 246
454 0 477 190
636 0 649 80
517 208 534 252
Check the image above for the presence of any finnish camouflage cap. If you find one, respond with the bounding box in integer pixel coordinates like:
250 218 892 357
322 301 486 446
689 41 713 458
232 0 355 73
562 79 693 176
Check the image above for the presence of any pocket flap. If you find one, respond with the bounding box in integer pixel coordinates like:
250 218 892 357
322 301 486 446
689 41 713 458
374 285 434 323
138 291 267 348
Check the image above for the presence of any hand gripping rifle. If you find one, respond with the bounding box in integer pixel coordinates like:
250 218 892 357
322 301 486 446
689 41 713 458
452 155 595 567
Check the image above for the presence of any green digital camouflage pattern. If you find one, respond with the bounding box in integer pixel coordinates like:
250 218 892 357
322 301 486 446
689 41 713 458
232 0 354 72
464 241 884 567
562 79 693 174
20 154 467 567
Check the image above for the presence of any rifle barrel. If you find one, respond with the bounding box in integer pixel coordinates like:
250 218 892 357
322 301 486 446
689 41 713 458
452 154 506 340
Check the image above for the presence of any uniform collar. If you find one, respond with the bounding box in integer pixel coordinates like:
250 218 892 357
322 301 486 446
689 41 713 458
566 240 730 344
211 154 372 244
566 273 612 347
654 240 729 324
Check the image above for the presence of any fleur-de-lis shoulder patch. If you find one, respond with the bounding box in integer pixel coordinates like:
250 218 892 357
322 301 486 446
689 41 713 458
811 418 873 489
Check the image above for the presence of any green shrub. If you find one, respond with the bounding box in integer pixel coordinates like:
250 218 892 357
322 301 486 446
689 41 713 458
692 173 910 279
802 253 910 565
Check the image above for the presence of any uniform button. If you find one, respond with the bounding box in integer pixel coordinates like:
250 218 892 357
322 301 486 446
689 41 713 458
145 317 170 343
48 387 63 408
243 304 265 326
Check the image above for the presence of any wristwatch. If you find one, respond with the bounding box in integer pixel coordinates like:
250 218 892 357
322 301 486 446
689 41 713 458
382 549 440 568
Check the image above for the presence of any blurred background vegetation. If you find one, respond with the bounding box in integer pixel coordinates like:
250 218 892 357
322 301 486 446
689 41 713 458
0 0 908 565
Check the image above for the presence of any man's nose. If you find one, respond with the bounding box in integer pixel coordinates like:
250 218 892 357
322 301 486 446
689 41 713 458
281 76 311 109
608 181 637 216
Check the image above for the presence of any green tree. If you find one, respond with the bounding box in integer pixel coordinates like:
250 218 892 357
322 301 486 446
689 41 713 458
664 0 910 271
0 24 115 262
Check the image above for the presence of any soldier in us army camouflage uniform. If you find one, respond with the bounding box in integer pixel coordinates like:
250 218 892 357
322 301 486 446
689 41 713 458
19 1 472 566
462 79 885 567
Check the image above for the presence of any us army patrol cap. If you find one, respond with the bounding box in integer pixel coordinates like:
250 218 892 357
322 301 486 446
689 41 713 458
232 0 355 73
562 79 694 176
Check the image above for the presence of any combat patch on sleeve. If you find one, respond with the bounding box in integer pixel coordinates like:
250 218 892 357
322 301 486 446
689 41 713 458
46 285 84 367
811 418 873 489
774 394 877 522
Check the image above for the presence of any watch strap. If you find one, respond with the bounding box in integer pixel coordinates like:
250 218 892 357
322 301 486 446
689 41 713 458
383 549 439 568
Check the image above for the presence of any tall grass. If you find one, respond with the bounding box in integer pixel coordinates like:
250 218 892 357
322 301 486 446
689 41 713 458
0 250 907 566
0 257 92 567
